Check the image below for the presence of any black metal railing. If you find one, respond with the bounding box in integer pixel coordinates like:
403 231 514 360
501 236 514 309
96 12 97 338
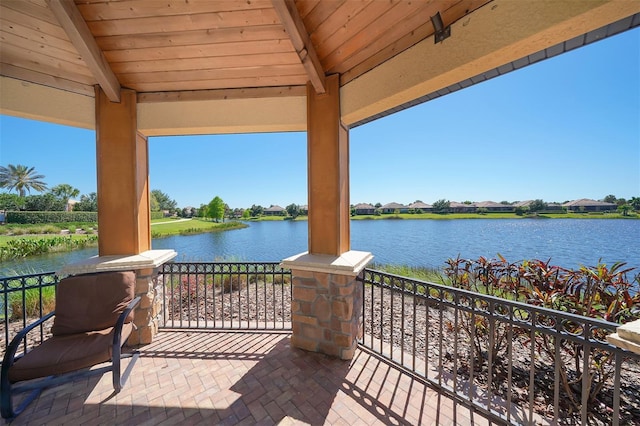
158 262 292 330
359 268 640 426
4 265 638 424
1 272 59 363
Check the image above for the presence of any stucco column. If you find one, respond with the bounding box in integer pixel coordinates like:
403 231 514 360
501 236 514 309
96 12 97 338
95 87 151 256
283 75 372 360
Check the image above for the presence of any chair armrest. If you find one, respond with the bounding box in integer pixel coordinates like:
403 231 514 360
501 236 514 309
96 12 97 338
1 310 56 403
2 312 56 370
112 296 141 348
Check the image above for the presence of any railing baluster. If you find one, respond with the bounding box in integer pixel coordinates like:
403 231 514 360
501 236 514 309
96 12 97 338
487 299 494 416
453 292 458 395
425 282 429 380
554 320 560 424
506 309 513 424
528 311 536 424
401 278 405 367
469 296 475 406
581 337 590 424
412 278 417 373
613 351 621 426
438 288 443 388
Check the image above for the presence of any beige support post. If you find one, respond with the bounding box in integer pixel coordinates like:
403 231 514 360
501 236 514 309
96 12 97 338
307 74 350 256
95 86 158 343
95 87 151 256
283 74 373 360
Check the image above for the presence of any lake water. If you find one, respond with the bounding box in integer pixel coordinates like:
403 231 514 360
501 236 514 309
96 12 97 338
2 219 639 277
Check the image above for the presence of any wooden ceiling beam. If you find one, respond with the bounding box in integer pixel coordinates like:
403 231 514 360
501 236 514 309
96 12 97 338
47 0 121 102
271 0 326 94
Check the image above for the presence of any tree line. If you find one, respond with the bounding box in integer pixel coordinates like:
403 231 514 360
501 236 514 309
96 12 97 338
2 163 638 219
0 163 177 215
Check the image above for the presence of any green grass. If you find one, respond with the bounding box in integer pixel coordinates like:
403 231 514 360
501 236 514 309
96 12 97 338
372 263 448 284
150 218 247 237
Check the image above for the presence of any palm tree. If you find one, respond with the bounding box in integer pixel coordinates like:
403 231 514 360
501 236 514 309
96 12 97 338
50 183 80 202
0 164 48 197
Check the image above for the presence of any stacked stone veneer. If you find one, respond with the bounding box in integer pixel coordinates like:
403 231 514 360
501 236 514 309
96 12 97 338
127 267 161 345
291 269 363 360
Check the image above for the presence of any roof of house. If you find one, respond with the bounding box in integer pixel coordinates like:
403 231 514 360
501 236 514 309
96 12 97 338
562 199 617 207
353 203 375 209
474 201 508 208
449 201 474 208
381 202 407 210
264 205 285 212
408 202 432 209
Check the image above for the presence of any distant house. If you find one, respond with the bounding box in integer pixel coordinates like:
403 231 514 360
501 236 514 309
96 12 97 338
546 203 563 211
407 201 432 212
299 205 308 215
66 199 78 212
353 203 376 215
264 205 286 216
474 201 513 212
449 202 477 213
514 200 562 211
562 199 617 212
512 200 531 208
380 202 408 214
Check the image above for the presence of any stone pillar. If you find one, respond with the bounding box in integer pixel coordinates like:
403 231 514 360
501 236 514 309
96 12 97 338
283 251 372 360
128 267 161 345
285 75 373 359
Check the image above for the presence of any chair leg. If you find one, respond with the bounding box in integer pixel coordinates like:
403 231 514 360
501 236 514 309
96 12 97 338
1 388 43 421
2 370 43 421
112 351 139 393
0 363 17 420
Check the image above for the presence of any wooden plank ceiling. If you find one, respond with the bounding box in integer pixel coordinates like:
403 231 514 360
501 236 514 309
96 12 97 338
0 0 490 101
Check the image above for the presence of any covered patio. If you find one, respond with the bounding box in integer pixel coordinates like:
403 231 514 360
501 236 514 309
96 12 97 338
2 1 640 424
8 330 488 425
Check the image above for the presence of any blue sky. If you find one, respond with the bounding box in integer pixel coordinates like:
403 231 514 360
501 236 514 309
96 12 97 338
1 28 638 209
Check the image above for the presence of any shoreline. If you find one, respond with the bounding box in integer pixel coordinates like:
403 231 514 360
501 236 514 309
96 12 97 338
249 212 639 221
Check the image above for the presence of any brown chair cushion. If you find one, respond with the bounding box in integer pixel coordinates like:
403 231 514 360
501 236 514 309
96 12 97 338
8 323 133 383
51 271 136 336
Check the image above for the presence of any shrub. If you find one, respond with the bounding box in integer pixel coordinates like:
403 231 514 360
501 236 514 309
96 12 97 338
41 225 61 234
6 211 97 224
9 286 56 320
442 255 640 417
0 235 98 260
221 275 246 293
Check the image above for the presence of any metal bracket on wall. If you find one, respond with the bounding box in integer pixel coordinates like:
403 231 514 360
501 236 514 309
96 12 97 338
431 12 451 44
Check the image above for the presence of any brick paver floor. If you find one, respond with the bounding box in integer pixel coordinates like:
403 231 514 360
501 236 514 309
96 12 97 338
6 331 494 425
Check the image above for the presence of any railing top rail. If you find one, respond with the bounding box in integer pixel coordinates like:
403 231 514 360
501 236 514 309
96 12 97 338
1 271 58 282
162 261 285 265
